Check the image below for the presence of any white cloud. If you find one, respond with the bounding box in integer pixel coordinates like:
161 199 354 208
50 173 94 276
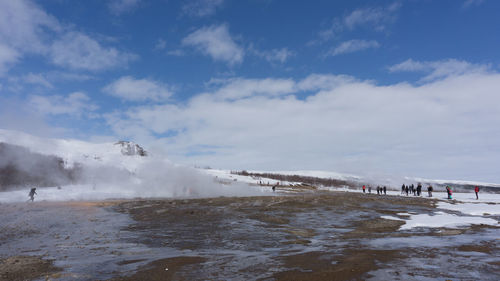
103 76 173 102
208 77 296 100
105 64 500 182
297 74 356 91
252 47 294 63
29 92 98 116
167 49 185 56
0 44 20 75
50 32 137 71
343 2 401 31
182 24 244 65
462 0 484 8
0 0 60 53
0 0 59 73
181 0 224 18
314 2 401 44
108 0 141 15
23 73 53 88
0 0 136 73
325 40 380 57
155 38 167 50
389 58 491 81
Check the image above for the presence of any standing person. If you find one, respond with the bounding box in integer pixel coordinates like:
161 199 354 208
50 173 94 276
446 186 453 199
383 186 387 195
405 185 409 196
28 188 37 202
427 185 433 197
474 186 480 200
401 184 405 194
368 185 372 194
362 185 366 193
376 186 380 195
417 183 422 196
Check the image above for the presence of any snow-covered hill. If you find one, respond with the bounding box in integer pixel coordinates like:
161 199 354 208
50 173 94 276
1 129 499 203
0 129 148 172
0 129 266 201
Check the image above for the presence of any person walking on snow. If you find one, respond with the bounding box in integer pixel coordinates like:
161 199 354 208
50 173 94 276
362 185 366 193
446 186 453 199
401 184 405 194
28 188 37 202
427 185 433 197
474 186 480 200
416 183 422 196
383 186 387 195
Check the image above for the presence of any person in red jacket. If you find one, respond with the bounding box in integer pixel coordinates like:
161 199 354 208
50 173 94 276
474 186 480 200
362 185 366 193
446 186 453 199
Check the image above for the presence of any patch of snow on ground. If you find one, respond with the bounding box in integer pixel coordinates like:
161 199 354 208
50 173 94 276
438 201 500 216
381 215 405 221
398 211 497 230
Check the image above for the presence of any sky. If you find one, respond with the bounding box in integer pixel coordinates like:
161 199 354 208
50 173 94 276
0 0 500 182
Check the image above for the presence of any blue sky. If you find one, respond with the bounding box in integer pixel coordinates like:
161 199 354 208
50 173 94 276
1 0 500 182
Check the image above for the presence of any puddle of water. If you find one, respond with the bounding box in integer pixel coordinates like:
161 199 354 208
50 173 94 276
0 202 180 280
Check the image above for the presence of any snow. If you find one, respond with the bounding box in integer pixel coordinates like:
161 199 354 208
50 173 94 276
249 170 360 180
381 215 405 221
407 176 500 188
201 169 299 186
0 128 146 172
0 130 270 202
437 201 500 216
1 127 500 233
392 212 498 230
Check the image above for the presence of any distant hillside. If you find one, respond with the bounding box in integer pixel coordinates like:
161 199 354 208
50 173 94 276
0 143 82 191
230 170 357 188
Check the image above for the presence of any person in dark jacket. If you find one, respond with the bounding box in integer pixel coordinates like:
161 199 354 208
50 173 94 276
427 185 433 197
474 186 480 200
417 183 422 196
383 186 387 195
405 185 409 196
401 184 405 194
28 188 37 202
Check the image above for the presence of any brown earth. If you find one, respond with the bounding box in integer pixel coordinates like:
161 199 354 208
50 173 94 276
0 255 60 281
111 256 206 281
1 191 497 280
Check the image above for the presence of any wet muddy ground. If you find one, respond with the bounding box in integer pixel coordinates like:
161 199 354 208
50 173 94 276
0 191 499 280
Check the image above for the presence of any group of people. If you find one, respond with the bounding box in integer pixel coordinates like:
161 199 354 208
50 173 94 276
361 185 387 195
401 183 427 197
25 182 483 202
361 183 481 200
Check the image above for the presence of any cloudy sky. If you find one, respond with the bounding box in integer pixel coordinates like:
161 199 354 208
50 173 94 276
1 0 499 182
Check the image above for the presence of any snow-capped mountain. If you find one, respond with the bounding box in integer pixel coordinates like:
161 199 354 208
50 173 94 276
114 141 148 157
0 129 148 171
